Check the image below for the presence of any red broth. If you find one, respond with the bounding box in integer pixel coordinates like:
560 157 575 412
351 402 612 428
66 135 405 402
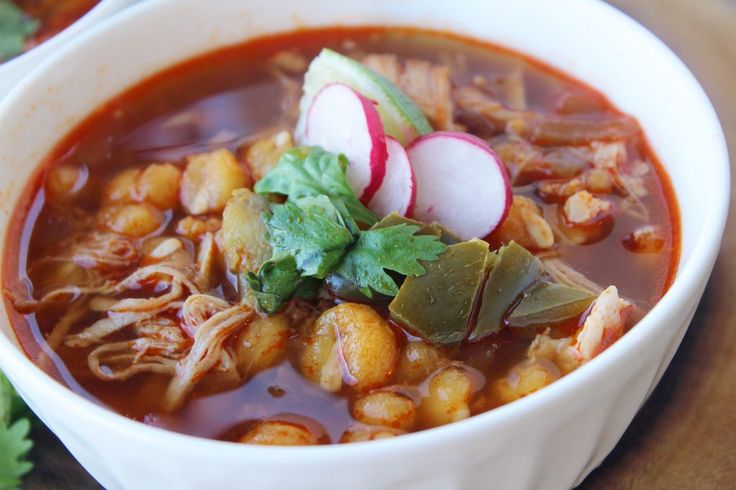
3 27 680 443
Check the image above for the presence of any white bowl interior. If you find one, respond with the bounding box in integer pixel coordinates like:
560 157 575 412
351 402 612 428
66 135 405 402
0 1 728 489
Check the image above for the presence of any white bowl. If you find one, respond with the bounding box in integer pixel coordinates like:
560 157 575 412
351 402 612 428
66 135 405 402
0 0 728 489
0 0 138 97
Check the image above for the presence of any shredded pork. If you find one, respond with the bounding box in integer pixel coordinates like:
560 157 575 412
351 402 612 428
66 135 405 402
164 295 255 411
362 54 455 130
453 86 640 145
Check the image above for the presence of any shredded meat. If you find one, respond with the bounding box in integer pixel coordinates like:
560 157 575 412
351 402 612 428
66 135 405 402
541 258 604 296
66 306 179 349
362 54 454 130
453 86 520 136
9 232 143 313
526 287 632 376
267 60 302 123
269 50 308 74
502 66 527 111
164 295 255 411
9 282 113 313
88 317 190 381
71 232 140 271
180 293 230 337
88 341 178 380
64 264 200 347
454 86 640 145
492 196 555 250
491 136 589 185
575 286 632 359
362 54 402 82
45 300 89 351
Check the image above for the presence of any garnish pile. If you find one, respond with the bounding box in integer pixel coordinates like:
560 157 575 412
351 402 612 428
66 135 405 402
247 146 447 313
240 48 600 344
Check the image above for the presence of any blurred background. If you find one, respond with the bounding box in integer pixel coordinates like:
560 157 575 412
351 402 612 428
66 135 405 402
19 0 736 488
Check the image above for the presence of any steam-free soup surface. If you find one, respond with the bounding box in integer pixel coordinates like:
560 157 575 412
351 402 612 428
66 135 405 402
4 28 679 444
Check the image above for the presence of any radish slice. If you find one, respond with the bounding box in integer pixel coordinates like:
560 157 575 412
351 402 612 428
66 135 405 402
297 48 432 146
304 82 387 202
368 137 416 217
407 131 511 240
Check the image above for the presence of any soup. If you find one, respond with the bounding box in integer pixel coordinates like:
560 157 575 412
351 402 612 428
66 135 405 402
3 28 679 445
0 0 99 63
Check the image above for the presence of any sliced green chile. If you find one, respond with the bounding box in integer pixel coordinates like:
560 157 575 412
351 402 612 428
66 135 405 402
435 223 462 245
389 239 492 345
507 282 595 328
372 213 442 235
471 241 543 341
372 212 460 245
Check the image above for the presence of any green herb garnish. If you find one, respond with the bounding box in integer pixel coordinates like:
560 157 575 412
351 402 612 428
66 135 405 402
247 147 447 313
336 224 446 297
267 196 355 278
254 146 379 226
0 372 33 490
245 256 321 314
0 1 39 62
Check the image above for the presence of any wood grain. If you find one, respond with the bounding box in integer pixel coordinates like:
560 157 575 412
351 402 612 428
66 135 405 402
23 1 736 488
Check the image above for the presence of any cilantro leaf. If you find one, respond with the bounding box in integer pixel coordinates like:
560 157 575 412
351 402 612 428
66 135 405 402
0 373 31 430
248 147 449 313
0 419 33 490
0 373 11 426
335 224 447 297
0 1 39 62
266 197 354 278
246 256 305 314
0 372 33 490
254 146 379 226
246 195 357 313
328 198 360 237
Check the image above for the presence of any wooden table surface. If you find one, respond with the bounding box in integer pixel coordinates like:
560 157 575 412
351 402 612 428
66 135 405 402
24 1 736 488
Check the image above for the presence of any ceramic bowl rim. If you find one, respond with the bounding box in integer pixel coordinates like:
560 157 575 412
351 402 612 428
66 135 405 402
0 0 728 464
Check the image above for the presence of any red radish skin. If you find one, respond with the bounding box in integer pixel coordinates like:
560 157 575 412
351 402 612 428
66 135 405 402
304 82 387 202
407 131 512 240
368 137 416 217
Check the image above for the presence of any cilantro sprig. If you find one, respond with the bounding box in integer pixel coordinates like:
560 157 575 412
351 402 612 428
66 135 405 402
0 372 33 490
245 256 320 314
0 1 39 62
267 197 355 278
255 146 379 227
248 146 447 313
335 224 446 297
